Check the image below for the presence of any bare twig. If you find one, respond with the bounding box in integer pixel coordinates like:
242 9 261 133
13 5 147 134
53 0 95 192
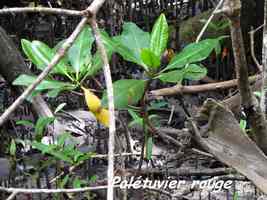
150 75 259 96
167 105 175 125
196 0 224 42
249 26 263 71
89 14 116 200
6 192 18 200
0 185 186 199
191 148 214 158
0 7 83 16
0 185 120 194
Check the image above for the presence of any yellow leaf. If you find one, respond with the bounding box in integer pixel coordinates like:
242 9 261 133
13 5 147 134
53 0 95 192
95 109 109 127
82 87 102 113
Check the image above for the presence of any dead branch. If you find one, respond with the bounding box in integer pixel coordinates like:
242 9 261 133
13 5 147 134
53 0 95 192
0 185 119 194
196 0 224 42
150 75 259 96
0 7 83 16
249 25 263 71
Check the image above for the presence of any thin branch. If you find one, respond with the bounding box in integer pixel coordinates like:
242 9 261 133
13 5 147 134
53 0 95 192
249 26 263 71
86 0 107 16
150 75 259 96
0 185 120 194
89 13 115 200
0 7 83 16
196 0 224 42
6 192 18 200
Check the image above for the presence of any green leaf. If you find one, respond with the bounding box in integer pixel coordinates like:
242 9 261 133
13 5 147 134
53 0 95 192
68 25 94 76
102 79 146 109
148 100 168 110
21 39 68 74
233 192 239 200
16 120 34 127
10 139 16 156
32 141 73 164
57 132 71 147
73 178 87 188
73 178 82 188
156 70 184 83
75 152 93 163
254 91 262 98
53 39 72 69
35 117 55 141
81 31 114 78
145 136 153 160
112 40 143 66
116 22 150 53
140 48 161 70
60 175 70 188
13 74 76 91
90 175 97 183
183 64 207 80
150 13 168 57
165 38 220 70
50 150 73 164
128 109 143 127
113 22 150 68
32 141 52 154
47 89 63 98
21 39 41 68
240 119 247 131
